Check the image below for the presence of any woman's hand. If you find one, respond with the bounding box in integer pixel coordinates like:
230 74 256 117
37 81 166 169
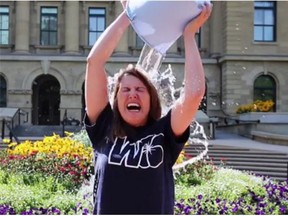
184 3 213 36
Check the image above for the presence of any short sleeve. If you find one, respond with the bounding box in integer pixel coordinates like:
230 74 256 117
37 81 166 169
162 110 190 165
83 103 113 149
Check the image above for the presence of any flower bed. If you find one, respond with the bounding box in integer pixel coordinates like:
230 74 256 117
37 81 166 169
236 100 274 114
174 161 288 215
0 131 287 215
0 132 94 214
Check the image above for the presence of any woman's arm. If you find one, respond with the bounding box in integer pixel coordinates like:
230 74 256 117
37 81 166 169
171 3 213 136
85 10 130 125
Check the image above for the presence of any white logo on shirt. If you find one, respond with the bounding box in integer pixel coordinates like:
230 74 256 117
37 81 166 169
108 133 164 169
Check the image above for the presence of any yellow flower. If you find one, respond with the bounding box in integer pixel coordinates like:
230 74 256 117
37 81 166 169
64 131 74 137
176 151 185 164
3 138 11 144
236 100 274 114
6 133 92 163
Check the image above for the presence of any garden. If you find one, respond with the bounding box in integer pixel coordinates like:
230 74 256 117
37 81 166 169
0 130 287 215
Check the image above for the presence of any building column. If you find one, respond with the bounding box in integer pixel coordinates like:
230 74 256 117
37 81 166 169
209 2 223 57
64 1 80 54
14 1 30 53
114 2 129 55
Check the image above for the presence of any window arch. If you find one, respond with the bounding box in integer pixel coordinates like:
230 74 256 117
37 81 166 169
32 74 60 125
253 75 276 111
0 75 7 107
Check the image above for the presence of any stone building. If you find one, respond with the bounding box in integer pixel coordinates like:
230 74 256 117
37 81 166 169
0 1 287 131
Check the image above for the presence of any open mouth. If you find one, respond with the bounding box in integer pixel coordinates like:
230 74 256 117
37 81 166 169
127 103 141 112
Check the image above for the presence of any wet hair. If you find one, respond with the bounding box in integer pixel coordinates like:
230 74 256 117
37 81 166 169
112 66 162 137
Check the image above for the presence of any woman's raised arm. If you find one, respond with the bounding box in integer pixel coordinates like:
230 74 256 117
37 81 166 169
85 10 130 124
171 3 213 136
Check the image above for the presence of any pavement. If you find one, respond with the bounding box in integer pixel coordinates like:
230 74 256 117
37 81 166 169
209 129 288 154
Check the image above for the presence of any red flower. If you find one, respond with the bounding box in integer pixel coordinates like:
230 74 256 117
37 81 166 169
65 163 72 169
30 150 38 156
8 155 15 160
59 166 66 172
69 170 77 175
184 153 193 159
73 154 79 159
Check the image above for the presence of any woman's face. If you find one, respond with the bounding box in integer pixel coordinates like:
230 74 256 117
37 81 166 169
117 74 151 127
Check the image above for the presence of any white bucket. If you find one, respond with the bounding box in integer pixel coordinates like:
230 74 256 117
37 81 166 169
126 0 210 55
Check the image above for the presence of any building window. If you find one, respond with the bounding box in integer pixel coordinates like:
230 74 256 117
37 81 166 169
40 7 58 46
254 1 276 42
254 75 276 111
195 29 201 48
177 28 201 54
0 75 7 107
88 8 106 46
0 6 9 45
198 83 207 113
136 35 144 48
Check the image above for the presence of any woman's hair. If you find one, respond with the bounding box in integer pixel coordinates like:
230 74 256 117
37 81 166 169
112 66 162 137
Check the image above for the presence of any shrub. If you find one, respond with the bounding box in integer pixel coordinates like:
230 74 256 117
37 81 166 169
175 158 218 187
0 169 93 214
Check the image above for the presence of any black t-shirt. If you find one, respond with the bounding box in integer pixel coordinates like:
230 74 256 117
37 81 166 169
84 103 190 215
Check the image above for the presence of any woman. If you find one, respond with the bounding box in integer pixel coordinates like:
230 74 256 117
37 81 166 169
84 1 212 214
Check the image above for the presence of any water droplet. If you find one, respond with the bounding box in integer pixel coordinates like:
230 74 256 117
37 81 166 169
212 102 216 106
242 67 246 70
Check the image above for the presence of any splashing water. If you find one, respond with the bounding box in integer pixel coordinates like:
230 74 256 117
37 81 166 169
109 43 209 173
136 44 181 114
173 121 209 173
